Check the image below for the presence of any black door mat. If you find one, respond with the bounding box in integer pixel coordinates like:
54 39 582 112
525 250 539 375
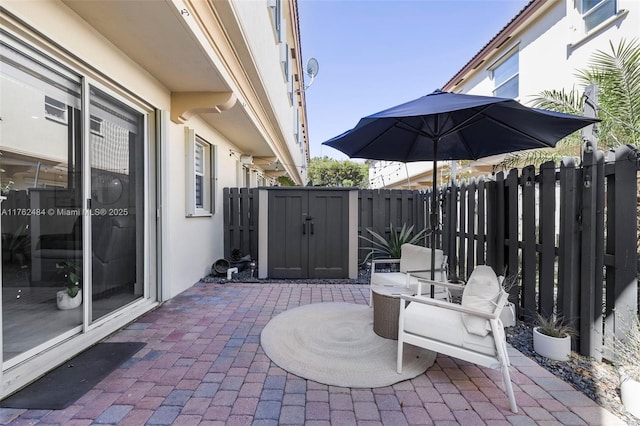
1 342 146 410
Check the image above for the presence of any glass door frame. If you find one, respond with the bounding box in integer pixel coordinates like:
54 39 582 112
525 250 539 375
81 77 151 332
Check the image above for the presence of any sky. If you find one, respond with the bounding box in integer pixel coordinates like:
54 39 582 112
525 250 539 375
297 0 531 160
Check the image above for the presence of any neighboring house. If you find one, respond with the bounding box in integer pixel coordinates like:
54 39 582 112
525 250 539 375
0 0 309 397
370 0 639 189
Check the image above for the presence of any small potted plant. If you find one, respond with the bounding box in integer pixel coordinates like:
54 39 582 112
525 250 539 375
610 314 640 419
56 260 82 310
533 312 576 361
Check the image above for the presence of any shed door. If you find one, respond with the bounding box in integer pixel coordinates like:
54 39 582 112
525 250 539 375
268 190 349 278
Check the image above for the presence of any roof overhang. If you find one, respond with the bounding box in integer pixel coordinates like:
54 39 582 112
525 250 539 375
62 0 281 158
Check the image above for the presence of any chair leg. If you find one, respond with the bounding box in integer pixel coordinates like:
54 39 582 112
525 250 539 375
502 363 518 413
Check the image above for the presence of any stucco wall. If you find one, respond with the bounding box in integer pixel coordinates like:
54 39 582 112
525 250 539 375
232 1 305 174
1 0 252 299
164 115 246 298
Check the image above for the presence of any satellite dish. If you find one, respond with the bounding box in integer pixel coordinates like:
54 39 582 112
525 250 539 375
303 57 319 90
306 58 319 78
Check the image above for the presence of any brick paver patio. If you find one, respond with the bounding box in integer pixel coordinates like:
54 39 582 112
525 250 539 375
0 283 626 425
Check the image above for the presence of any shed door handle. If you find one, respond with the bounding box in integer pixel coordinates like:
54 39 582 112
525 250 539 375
302 222 306 235
310 222 314 235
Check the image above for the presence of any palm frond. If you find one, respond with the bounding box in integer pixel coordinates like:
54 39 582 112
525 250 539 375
529 88 583 115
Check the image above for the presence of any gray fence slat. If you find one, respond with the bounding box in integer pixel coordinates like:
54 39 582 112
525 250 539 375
466 180 476 276
558 159 580 333
458 182 467 278
477 178 486 265
505 169 520 307
521 166 537 320
538 162 556 318
609 145 639 348
491 173 505 272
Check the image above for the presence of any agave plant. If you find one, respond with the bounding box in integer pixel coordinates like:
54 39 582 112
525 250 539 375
359 222 429 264
535 312 577 339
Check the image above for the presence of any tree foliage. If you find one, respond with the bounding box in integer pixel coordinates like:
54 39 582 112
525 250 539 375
307 156 369 188
498 38 640 169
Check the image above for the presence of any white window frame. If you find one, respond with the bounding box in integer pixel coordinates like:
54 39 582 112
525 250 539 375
267 0 284 43
490 49 519 99
89 115 104 137
44 95 68 124
185 128 216 216
280 42 290 83
581 0 617 32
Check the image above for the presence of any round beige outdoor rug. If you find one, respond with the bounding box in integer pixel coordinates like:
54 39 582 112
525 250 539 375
260 302 436 388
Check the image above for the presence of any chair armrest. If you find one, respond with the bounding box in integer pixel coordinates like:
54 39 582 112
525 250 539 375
399 294 499 319
414 277 463 296
372 258 400 264
415 277 465 292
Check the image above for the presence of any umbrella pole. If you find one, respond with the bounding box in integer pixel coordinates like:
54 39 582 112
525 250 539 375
430 151 438 298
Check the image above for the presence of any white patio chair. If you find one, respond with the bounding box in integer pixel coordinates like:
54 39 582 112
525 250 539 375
369 243 449 306
396 265 518 413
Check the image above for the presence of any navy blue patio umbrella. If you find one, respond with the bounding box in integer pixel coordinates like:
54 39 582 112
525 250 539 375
323 89 598 288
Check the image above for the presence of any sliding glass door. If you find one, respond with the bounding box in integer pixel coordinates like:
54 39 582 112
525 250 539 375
1 39 84 364
1 34 148 365
89 87 144 322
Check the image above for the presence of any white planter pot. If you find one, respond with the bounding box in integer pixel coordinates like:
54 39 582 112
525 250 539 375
57 289 82 310
500 302 516 327
533 327 571 361
620 374 640 419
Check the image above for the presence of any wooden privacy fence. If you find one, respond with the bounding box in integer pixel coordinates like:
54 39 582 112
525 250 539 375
223 188 433 265
441 144 639 359
223 145 639 358
223 187 259 261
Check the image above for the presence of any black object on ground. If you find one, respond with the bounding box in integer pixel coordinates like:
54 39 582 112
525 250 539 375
0 342 145 410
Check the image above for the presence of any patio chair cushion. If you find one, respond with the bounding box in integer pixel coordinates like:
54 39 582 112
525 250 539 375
403 298 497 357
460 265 501 336
399 244 446 279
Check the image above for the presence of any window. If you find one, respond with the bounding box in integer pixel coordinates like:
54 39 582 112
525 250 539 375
280 42 290 83
44 95 67 124
581 0 616 32
268 0 284 43
491 50 519 99
194 141 205 208
185 128 215 216
89 115 103 136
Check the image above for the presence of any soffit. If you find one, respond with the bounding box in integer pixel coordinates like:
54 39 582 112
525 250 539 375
62 0 269 151
63 0 227 91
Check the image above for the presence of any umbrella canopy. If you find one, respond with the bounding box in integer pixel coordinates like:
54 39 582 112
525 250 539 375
323 89 598 285
323 90 598 162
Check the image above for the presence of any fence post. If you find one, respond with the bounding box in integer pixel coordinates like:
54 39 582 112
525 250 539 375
558 158 580 335
607 145 639 350
580 146 605 360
